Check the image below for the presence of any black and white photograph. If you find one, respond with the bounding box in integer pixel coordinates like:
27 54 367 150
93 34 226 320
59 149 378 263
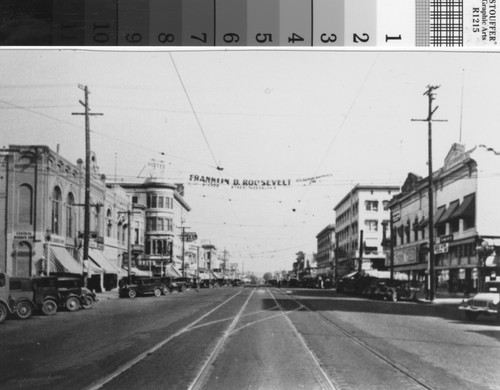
0 48 499 389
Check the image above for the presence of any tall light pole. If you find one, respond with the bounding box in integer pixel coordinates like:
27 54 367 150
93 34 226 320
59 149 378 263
412 85 447 302
72 85 103 286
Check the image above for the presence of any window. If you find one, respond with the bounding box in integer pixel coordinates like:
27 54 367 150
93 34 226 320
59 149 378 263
450 218 459 233
18 184 33 224
383 201 389 211
463 215 475 230
151 195 157 208
132 196 138 204
158 196 164 208
364 220 378 232
66 193 75 238
365 201 378 212
436 223 446 237
51 186 62 234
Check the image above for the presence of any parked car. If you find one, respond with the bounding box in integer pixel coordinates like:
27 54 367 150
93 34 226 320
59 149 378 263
160 277 181 293
31 276 61 315
174 277 193 292
0 273 36 323
369 279 420 302
336 272 377 295
57 277 97 311
232 279 243 287
119 276 167 298
459 281 500 321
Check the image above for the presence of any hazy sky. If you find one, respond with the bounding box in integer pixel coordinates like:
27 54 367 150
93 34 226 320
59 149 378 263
1 49 500 275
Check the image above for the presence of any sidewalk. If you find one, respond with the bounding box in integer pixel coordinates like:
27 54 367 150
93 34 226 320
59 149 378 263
96 289 119 301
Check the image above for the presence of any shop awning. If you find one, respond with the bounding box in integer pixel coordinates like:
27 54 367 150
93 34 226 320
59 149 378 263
164 263 181 278
450 193 475 220
88 249 121 274
486 255 500 267
49 246 82 274
198 272 211 279
77 249 104 274
434 201 459 225
212 272 223 279
418 217 429 229
122 267 150 276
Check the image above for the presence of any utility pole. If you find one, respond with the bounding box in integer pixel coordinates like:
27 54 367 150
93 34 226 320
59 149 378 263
72 85 103 286
412 85 447 302
358 230 364 273
118 209 132 284
181 226 190 278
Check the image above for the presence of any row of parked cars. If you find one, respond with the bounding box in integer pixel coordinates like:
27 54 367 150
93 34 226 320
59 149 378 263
118 276 244 298
336 272 420 302
0 273 98 324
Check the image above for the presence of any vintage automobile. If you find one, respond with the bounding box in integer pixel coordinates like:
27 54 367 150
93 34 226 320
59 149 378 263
119 276 167 298
57 277 97 311
0 273 36 323
459 281 500 321
31 276 60 315
174 277 194 291
369 279 420 302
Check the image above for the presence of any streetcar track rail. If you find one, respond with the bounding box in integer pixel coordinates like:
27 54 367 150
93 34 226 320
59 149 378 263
84 290 244 390
272 288 435 390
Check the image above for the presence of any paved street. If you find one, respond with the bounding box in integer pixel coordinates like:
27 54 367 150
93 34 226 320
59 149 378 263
0 287 499 390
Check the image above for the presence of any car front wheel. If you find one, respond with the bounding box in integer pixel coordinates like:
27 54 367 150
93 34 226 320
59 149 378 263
128 289 137 299
153 288 161 297
65 296 80 312
16 301 34 320
42 299 58 316
81 295 94 309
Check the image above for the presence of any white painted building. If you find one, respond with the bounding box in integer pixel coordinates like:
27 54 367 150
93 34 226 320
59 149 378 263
334 184 400 277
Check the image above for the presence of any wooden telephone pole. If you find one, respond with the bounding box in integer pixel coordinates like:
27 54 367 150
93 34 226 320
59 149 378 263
411 85 447 302
72 85 103 286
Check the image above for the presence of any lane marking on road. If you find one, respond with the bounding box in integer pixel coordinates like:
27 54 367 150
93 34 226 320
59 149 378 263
188 288 256 390
84 290 243 390
270 289 339 390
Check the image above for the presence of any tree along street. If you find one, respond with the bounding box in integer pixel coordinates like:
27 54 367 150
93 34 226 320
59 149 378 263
0 287 498 390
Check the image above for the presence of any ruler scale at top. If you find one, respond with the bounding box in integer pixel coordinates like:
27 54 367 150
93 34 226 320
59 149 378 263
0 0 497 47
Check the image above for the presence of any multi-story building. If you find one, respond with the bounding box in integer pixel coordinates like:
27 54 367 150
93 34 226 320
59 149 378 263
116 178 191 276
387 143 500 295
334 184 400 277
315 224 335 279
0 145 127 291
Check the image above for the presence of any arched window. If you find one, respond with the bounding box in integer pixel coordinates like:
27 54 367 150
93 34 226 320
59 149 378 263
51 186 62 234
18 184 33 224
66 193 75 238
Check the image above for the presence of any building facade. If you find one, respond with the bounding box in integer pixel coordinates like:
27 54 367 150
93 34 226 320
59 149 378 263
388 143 500 295
0 145 127 290
315 224 335 279
116 178 191 276
334 184 400 277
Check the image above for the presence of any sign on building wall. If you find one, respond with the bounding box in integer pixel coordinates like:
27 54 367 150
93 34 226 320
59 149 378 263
394 246 417 265
434 243 449 254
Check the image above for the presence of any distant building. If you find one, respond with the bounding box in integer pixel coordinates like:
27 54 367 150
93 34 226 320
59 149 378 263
315 224 335 279
334 184 400 277
115 178 191 276
387 143 500 295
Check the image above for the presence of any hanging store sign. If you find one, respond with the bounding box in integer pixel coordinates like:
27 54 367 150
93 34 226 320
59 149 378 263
434 243 449 254
188 173 332 189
